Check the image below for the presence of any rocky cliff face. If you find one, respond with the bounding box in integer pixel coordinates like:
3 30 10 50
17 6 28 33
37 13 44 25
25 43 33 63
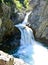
28 0 48 46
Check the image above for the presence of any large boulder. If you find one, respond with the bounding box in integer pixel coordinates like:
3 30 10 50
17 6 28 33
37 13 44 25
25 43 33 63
28 0 48 46
0 51 29 65
0 3 21 52
0 18 21 52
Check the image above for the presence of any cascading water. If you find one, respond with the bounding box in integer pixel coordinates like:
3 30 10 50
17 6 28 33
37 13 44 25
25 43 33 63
12 12 48 65
14 25 34 65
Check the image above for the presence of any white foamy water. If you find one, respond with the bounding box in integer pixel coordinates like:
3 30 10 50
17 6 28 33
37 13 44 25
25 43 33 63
14 12 48 65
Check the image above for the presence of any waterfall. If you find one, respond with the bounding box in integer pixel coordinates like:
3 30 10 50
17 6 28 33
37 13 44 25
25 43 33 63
14 12 48 65
22 11 32 25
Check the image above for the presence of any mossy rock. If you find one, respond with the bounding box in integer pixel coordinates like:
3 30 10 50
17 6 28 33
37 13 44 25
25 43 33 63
2 19 14 33
0 19 14 42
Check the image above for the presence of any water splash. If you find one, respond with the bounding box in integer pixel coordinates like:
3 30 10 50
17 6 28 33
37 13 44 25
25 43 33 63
15 24 48 65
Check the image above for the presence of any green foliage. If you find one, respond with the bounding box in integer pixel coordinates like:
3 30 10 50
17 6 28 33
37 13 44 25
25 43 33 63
13 0 23 11
13 0 30 11
24 0 29 9
0 0 30 11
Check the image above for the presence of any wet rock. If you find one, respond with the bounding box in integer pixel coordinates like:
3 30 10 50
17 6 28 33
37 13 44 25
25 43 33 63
0 51 29 65
10 12 25 25
28 0 48 46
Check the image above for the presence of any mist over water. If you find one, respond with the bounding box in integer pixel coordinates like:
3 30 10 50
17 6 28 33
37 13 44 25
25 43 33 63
11 12 48 65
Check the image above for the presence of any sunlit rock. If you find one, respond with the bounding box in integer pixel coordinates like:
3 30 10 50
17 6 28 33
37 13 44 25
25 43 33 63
0 51 29 65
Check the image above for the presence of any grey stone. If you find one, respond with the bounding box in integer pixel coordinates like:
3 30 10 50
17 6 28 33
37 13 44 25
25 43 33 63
28 0 48 45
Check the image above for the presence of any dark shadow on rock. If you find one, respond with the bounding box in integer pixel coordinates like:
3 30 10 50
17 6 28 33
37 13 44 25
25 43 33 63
0 27 21 53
